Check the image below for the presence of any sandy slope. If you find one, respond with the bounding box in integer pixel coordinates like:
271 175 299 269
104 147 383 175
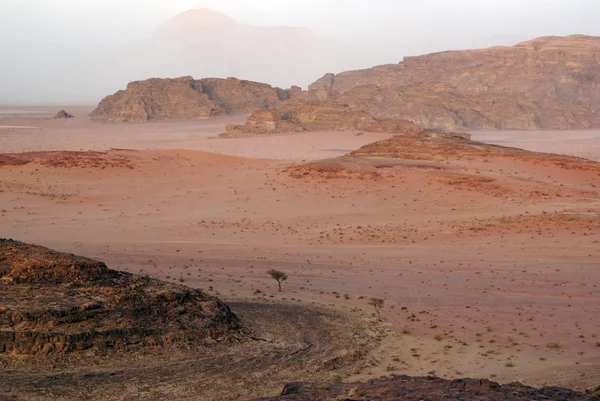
1 115 599 392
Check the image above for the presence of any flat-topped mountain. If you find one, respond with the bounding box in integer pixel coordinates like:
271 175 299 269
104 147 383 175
309 35 600 130
313 35 600 107
0 239 240 355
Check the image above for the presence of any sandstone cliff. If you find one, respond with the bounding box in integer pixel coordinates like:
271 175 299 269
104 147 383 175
337 83 600 130
221 100 421 136
91 76 289 122
0 239 240 355
310 35 600 130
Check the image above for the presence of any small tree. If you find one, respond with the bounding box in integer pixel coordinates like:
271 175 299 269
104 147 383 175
267 269 288 292
369 297 384 319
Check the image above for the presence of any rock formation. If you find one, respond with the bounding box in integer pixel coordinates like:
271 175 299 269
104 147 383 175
252 376 599 400
0 239 240 355
287 130 600 181
309 35 600 130
336 83 600 130
221 100 421 136
91 76 289 122
54 110 74 119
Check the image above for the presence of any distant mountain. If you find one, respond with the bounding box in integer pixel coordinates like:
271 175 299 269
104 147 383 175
111 9 361 90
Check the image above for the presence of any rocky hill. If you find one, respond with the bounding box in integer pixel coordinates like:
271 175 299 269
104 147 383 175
221 100 421 136
252 376 599 400
309 35 600 130
91 76 290 122
0 239 240 355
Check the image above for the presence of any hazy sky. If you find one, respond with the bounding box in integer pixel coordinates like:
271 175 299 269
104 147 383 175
2 0 599 46
1 0 599 105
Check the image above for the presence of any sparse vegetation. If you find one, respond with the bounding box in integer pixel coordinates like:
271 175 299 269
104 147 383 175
368 297 384 319
267 269 288 292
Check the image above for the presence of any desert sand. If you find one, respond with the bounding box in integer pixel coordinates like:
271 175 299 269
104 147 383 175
1 112 599 396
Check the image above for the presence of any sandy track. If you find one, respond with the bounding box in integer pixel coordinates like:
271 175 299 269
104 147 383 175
0 302 383 401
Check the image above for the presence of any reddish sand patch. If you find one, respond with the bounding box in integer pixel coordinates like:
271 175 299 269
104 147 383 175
1 141 598 389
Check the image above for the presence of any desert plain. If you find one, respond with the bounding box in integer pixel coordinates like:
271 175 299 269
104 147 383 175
1 108 599 399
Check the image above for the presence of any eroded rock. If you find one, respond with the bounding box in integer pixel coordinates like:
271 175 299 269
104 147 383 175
91 76 289 122
0 239 241 355
308 35 600 130
54 110 74 119
251 376 599 400
221 100 421 136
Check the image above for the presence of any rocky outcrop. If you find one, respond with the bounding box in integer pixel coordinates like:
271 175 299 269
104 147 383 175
197 77 290 113
54 110 74 119
91 76 289 122
286 130 600 180
221 100 421 136
251 376 599 400
0 239 240 355
309 35 600 130
91 77 221 122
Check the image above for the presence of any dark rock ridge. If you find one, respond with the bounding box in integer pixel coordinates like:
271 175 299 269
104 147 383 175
0 239 240 355
309 35 600 130
253 376 600 401
222 99 421 136
91 76 290 122
251 375 599 400
54 110 74 119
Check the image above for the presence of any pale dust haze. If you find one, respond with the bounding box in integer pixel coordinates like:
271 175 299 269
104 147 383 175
1 0 599 105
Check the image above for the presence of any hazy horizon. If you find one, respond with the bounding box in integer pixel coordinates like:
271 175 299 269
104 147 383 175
1 0 599 106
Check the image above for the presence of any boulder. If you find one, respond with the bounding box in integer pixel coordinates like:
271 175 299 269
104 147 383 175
54 110 74 119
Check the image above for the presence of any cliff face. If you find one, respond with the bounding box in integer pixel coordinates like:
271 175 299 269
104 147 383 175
337 83 600 131
221 100 421 136
197 78 290 113
0 239 240 355
91 76 288 122
310 35 600 130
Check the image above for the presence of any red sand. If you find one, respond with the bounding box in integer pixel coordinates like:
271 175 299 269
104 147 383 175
0 114 599 389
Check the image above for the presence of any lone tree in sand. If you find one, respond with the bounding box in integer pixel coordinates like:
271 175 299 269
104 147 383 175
267 269 288 292
369 297 385 319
